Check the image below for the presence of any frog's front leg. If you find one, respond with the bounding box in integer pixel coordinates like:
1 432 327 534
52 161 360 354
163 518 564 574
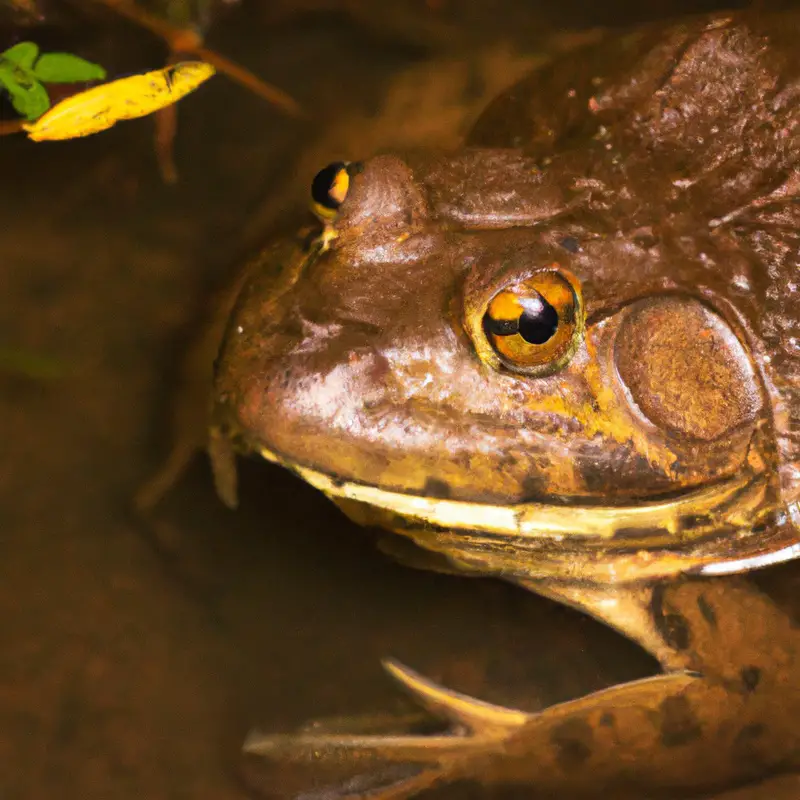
243 577 800 799
494 577 800 790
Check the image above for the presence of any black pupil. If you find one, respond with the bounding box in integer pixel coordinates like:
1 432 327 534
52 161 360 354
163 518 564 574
311 162 346 209
518 293 559 344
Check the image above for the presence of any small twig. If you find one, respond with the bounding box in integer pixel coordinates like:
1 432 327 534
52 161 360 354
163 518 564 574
154 99 179 183
153 50 182 184
0 120 24 136
91 0 200 47
88 0 305 117
191 42 304 117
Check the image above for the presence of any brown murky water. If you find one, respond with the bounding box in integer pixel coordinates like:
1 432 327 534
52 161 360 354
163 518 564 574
2 2 800 799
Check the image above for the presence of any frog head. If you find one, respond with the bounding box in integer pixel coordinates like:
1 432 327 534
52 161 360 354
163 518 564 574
212 146 797 585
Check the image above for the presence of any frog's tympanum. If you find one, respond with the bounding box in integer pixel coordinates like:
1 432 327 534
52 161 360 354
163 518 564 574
212 11 800 799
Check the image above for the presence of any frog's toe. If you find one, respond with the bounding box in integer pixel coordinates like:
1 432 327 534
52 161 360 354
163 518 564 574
379 658 532 734
242 729 450 800
241 658 533 799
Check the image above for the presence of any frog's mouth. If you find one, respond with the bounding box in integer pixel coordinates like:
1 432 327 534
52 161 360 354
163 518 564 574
253 443 800 584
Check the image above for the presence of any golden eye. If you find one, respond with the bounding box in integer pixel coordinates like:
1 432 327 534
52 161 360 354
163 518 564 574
310 161 350 222
482 269 583 375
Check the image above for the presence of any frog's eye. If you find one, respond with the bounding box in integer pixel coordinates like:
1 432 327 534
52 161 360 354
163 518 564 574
310 161 350 222
482 270 583 375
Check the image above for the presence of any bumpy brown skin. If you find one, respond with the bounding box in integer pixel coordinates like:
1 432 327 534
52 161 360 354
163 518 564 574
214 11 800 800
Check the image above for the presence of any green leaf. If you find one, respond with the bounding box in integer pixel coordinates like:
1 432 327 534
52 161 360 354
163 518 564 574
33 52 106 83
1 41 39 70
0 59 35 91
0 65 50 119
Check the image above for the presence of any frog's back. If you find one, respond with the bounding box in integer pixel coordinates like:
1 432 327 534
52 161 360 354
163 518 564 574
470 11 800 161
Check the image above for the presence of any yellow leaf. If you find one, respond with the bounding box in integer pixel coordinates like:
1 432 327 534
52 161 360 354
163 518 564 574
22 61 216 142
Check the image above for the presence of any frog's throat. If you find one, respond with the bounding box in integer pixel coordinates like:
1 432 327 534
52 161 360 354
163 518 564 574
255 445 800 583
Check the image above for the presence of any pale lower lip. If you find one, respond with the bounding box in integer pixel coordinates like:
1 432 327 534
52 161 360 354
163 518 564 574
257 444 769 545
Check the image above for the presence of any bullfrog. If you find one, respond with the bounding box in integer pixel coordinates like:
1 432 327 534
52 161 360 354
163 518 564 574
210 9 800 799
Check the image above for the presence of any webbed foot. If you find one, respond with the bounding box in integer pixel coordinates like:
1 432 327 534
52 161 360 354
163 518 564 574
242 657 531 798
241 658 705 799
